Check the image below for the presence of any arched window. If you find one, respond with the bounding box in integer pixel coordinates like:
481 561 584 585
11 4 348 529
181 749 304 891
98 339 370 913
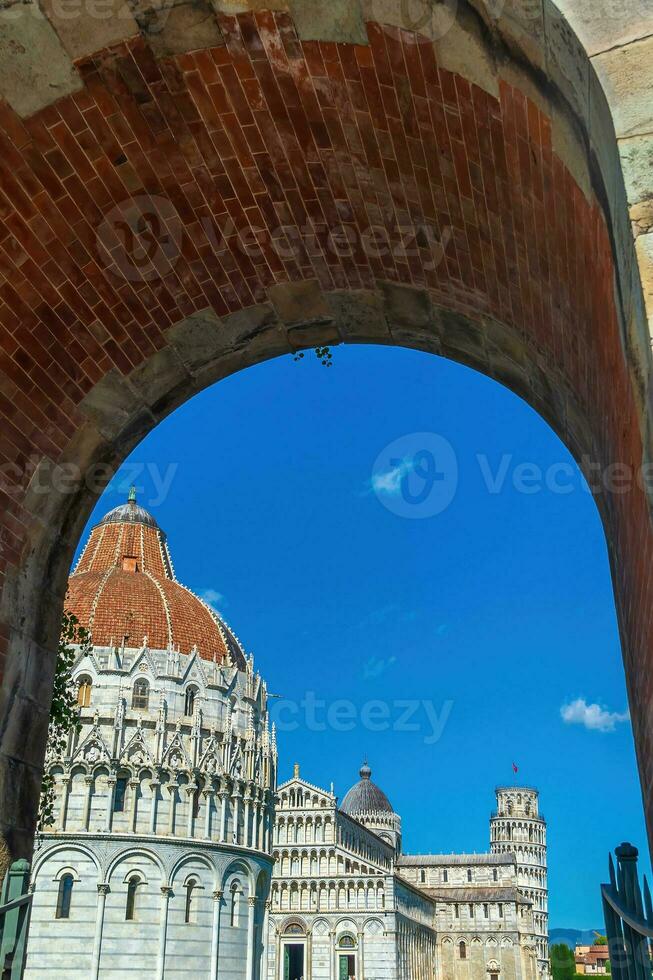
459 941 467 960
56 874 74 919
113 776 128 812
184 686 198 717
185 878 197 923
467 868 473 882
132 680 149 710
493 868 498 881
230 882 241 927
125 875 141 920
420 869 426 883
77 676 92 708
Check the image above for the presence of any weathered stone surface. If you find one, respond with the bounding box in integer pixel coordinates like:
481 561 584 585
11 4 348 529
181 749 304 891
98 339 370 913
268 280 332 326
79 368 148 442
433 11 499 98
288 0 367 43
491 0 547 72
0 4 81 117
543 0 590 122
556 0 653 58
165 308 226 371
133 0 224 56
326 289 391 343
438 310 487 366
377 281 432 330
483 317 529 368
214 0 288 10
592 35 653 139
127 346 192 412
635 233 653 335
551 107 591 202
361 0 457 43
621 134 653 213
39 0 138 61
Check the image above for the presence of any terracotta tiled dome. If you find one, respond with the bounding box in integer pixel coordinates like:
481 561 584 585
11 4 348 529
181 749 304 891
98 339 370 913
67 489 245 666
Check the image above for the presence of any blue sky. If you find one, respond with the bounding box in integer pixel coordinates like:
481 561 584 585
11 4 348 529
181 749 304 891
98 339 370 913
76 344 648 929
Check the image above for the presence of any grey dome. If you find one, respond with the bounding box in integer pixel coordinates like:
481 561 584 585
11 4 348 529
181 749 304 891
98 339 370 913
341 763 394 815
98 487 160 529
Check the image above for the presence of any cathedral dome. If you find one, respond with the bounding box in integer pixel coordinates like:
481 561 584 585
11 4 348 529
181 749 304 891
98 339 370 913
66 489 245 666
340 763 394 816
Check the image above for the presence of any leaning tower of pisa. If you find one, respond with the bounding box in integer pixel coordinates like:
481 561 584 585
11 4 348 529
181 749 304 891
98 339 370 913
490 787 549 977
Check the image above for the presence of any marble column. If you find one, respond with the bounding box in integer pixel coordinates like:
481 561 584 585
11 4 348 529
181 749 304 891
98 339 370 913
196 788 207 839
149 780 160 834
210 889 223 980
104 777 116 832
186 783 197 838
245 896 256 980
157 885 172 980
244 796 252 848
232 792 241 845
57 777 70 831
219 793 228 843
167 784 178 835
129 779 139 832
91 883 110 980
83 776 94 831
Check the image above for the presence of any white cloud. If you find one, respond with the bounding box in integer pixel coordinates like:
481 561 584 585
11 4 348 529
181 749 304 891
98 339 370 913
200 589 226 614
371 457 414 496
560 698 630 733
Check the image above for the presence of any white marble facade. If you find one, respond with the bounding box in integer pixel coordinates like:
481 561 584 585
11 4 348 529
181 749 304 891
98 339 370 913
268 769 547 980
25 641 277 979
267 769 437 980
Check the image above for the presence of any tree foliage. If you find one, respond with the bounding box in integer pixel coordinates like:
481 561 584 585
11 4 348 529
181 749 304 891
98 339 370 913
293 346 333 367
551 943 578 980
37 612 89 839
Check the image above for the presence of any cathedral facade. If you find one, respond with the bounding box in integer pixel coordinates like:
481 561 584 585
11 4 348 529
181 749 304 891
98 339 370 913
25 493 550 980
269 765 545 980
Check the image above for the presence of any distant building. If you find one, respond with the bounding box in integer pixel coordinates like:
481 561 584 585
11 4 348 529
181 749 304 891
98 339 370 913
490 787 549 975
269 763 546 980
575 945 610 974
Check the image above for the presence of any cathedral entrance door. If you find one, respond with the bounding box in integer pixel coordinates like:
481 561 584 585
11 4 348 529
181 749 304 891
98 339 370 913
283 942 305 980
338 953 356 979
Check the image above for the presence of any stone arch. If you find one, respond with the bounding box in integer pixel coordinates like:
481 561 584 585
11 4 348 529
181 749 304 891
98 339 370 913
169 851 218 891
106 845 165 883
220 858 255 894
0 0 650 865
32 841 101 879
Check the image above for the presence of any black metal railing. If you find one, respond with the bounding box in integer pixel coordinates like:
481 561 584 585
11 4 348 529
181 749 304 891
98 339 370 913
602 842 653 980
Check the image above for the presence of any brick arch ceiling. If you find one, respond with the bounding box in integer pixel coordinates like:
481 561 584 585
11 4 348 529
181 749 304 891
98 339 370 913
0 1 651 867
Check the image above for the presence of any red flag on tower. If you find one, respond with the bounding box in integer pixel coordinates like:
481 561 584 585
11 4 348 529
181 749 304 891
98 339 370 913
512 762 518 774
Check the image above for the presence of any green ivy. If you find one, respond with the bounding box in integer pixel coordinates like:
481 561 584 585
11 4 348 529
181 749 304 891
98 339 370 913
293 346 333 367
36 612 90 841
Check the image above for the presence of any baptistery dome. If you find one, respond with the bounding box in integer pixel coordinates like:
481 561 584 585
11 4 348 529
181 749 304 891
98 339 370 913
66 488 245 666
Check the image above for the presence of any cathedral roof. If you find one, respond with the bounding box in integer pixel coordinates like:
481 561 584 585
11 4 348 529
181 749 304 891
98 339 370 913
66 489 246 666
340 763 394 816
